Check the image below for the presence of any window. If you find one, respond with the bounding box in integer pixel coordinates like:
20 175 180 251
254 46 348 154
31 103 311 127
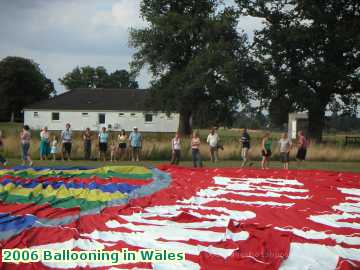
119 113 125 117
52 112 60 121
130 113 136 117
145 114 153 122
98 113 106 124
82 112 89 117
33 112 39 118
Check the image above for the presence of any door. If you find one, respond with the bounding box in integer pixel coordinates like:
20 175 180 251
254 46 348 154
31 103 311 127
99 113 106 125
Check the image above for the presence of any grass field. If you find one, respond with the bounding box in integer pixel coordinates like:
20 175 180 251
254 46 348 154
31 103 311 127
4 158 360 173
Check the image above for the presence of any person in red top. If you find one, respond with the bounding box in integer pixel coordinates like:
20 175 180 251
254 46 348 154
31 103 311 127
0 131 8 166
296 131 308 161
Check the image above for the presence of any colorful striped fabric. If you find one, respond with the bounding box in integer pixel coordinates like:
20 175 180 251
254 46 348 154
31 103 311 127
0 166 162 242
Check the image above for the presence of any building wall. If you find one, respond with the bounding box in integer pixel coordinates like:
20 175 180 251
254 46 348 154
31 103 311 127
24 110 179 132
288 113 309 139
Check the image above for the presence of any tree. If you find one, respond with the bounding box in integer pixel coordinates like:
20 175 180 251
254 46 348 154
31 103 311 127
59 66 138 90
130 0 262 135
109 70 139 89
233 104 269 129
0 56 55 121
268 96 294 128
236 0 360 141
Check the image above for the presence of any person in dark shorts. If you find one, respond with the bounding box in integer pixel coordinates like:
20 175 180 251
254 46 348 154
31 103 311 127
296 131 308 161
117 129 128 160
83 128 92 160
129 127 142 162
278 132 292 169
61 123 73 161
261 132 272 169
240 128 252 167
98 126 109 161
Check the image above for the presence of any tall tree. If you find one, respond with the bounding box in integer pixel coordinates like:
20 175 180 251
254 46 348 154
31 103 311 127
59 66 138 90
0 56 55 121
130 0 262 134
236 0 360 141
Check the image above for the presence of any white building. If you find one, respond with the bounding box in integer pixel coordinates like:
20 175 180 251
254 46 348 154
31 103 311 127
24 88 179 132
288 112 308 139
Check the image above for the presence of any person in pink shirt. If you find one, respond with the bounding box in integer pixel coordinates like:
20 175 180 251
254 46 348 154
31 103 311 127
191 131 203 168
0 131 8 167
296 131 308 162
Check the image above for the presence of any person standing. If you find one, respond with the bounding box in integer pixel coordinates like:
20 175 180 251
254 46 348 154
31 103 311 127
0 131 8 166
20 125 33 166
39 126 50 160
191 131 203 168
50 135 58 161
110 140 118 162
207 128 220 162
129 127 142 162
278 132 292 169
117 129 128 161
98 127 109 162
61 123 73 161
261 132 272 170
240 128 251 167
83 128 92 160
171 132 181 165
296 131 308 162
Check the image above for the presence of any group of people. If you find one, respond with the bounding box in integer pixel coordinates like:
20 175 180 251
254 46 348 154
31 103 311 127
0 124 308 169
0 124 143 166
172 128 308 169
62 124 143 162
241 129 308 170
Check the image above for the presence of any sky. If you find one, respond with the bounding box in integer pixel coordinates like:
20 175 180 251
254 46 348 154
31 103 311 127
0 0 264 94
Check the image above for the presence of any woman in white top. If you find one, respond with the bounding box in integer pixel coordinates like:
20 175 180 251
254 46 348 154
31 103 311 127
278 132 292 169
171 132 181 165
207 128 220 162
50 135 58 161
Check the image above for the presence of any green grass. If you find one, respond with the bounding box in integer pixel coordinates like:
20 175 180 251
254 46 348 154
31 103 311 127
4 159 360 173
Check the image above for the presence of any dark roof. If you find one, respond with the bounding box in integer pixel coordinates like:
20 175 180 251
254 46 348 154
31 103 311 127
24 88 150 111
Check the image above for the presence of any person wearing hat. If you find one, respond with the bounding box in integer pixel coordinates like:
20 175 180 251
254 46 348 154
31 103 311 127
128 127 142 162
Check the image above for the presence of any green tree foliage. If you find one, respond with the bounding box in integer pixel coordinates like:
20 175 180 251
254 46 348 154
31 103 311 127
130 0 265 135
59 66 139 90
233 104 269 129
268 96 294 128
236 0 360 141
0 56 55 121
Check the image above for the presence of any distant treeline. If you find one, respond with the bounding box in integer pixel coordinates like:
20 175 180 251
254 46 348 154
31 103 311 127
231 108 360 133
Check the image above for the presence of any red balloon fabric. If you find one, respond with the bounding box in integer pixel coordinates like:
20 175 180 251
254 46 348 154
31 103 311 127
0 165 359 270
